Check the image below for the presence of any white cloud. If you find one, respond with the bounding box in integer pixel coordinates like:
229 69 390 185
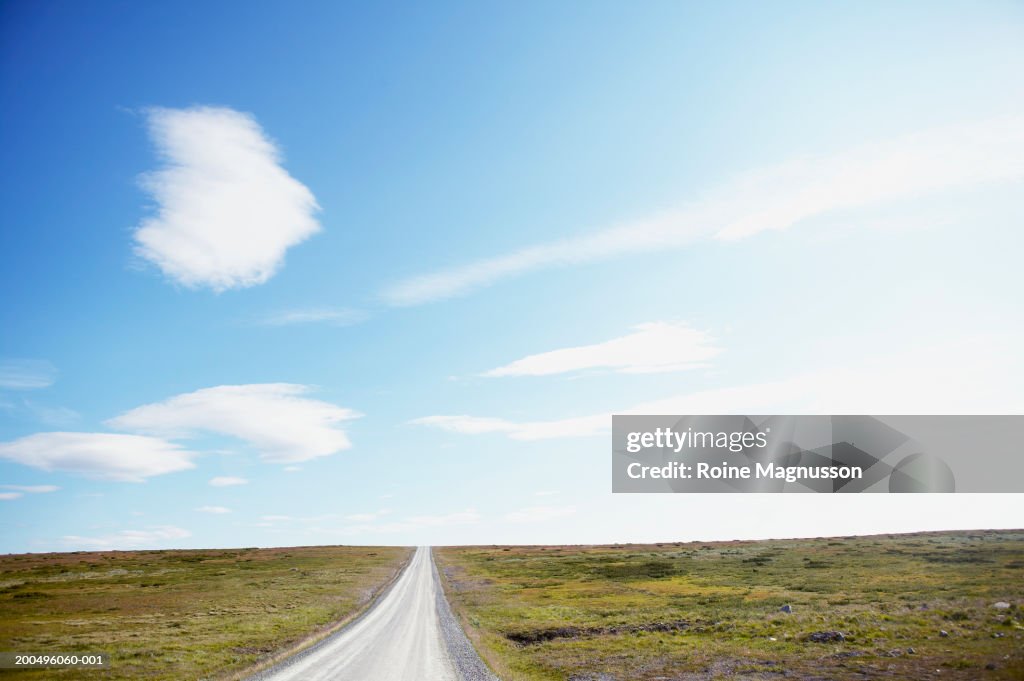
381 116 1024 305
256 307 367 327
484 322 719 377
23 402 81 427
504 505 577 523
283 466 302 472
62 525 191 550
0 492 22 501
209 476 248 487
0 432 196 482
108 384 361 464
197 505 231 514
344 509 391 522
0 359 57 390
133 106 320 291
415 335 1023 441
410 414 605 440
1 485 58 493
336 509 481 536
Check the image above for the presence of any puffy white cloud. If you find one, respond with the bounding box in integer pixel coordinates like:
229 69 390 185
0 359 57 389
196 505 231 514
484 322 719 377
0 432 196 482
133 106 320 291
209 476 248 487
503 505 577 523
62 525 191 550
108 384 360 463
381 116 1024 305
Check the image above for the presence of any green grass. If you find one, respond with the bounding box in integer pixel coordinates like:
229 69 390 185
436 530 1024 680
0 545 411 680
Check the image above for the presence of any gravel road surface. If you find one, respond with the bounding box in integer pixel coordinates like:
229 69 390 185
249 546 496 681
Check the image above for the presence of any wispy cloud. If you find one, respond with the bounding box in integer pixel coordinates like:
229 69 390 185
343 509 391 522
0 432 196 481
22 401 81 427
415 335 1023 440
62 525 191 550
411 414 605 440
0 492 21 501
381 116 1024 306
503 505 577 523
0 359 57 390
196 505 231 514
133 106 320 291
254 307 368 327
335 509 481 535
1 484 58 493
108 384 361 464
209 476 248 487
484 322 719 377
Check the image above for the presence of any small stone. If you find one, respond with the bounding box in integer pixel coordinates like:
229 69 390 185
780 604 792 613
908 648 916 654
985 663 997 670
808 631 846 643
939 630 949 637
992 601 1011 610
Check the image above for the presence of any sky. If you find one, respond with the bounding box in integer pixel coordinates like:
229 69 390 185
1 0 1023 553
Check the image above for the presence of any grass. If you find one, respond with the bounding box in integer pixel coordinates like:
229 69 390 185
0 545 411 680
435 530 1024 680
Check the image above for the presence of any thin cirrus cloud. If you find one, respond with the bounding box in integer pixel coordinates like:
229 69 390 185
503 505 577 523
1 484 58 494
381 116 1024 306
0 359 58 390
0 432 196 482
483 322 719 377
62 526 191 550
414 335 1024 441
107 384 361 464
254 307 368 327
196 505 231 514
133 106 320 292
209 476 248 487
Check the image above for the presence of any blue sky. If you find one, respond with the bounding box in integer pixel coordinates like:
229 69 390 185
1 1 1023 552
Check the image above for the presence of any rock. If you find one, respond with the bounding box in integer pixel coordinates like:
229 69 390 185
807 631 846 643
992 601 1011 610
939 630 949 637
907 648 916 654
780 604 793 613
986 663 997 670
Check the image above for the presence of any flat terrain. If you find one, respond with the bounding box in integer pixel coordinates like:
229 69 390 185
436 530 1024 681
0 545 411 680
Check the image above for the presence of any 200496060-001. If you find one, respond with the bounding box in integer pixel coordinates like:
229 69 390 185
0 652 111 669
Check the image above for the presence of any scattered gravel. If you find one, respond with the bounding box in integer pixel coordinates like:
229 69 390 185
432 549 501 681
